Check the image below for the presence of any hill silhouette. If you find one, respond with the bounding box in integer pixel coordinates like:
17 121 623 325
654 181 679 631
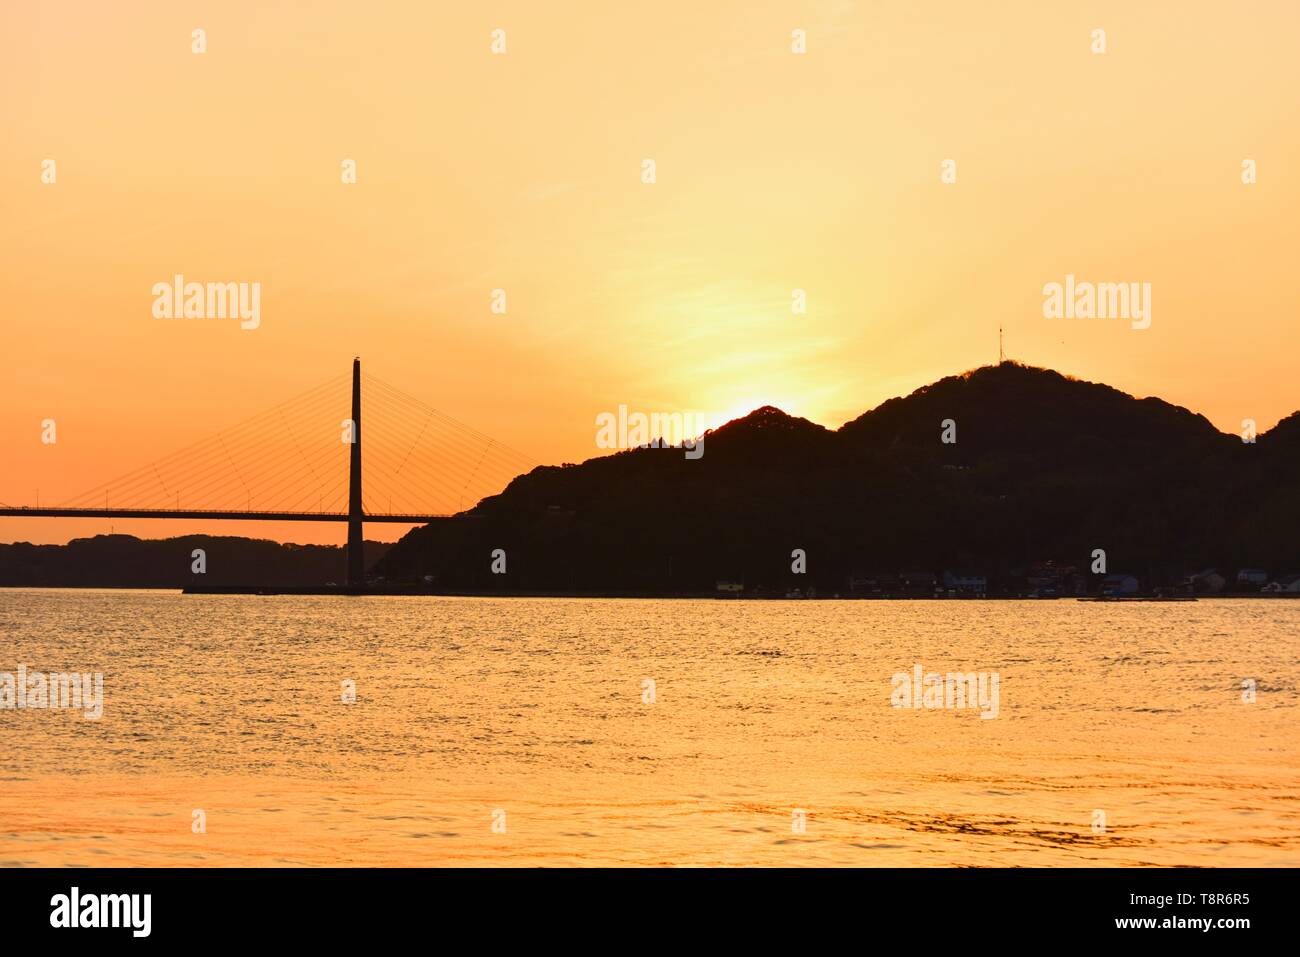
0 535 392 588
375 363 1300 594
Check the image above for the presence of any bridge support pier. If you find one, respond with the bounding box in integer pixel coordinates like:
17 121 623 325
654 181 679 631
346 357 365 588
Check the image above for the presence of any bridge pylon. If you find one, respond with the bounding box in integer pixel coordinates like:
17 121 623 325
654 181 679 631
346 357 365 587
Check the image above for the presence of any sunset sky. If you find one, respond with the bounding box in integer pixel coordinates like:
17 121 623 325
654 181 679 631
3 0 1298 545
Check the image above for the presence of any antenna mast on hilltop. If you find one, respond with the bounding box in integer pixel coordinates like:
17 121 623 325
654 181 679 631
999 326 1005 364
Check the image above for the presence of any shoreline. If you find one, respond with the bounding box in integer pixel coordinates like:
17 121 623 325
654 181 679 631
2 584 1297 600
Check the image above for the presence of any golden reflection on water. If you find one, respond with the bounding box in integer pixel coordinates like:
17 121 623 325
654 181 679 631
1 590 1296 866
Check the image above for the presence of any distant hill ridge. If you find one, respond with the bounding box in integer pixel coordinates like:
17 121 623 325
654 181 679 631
0 534 392 588
375 362 1300 593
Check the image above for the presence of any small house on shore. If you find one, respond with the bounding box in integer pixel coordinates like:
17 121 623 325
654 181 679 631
1185 569 1226 594
941 571 988 598
1237 568 1269 587
1263 574 1300 594
1100 573 1140 596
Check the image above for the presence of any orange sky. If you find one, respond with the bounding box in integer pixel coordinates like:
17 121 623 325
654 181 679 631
3 0 1298 545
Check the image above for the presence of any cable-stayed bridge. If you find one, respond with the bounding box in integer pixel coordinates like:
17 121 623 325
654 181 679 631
0 359 535 586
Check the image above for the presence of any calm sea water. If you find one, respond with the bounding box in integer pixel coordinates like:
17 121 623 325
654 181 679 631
0 589 1296 866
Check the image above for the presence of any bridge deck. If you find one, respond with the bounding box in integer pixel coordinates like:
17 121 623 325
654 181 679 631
0 508 452 523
